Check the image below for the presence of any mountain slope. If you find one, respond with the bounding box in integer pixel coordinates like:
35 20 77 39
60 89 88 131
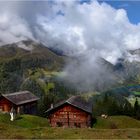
0 40 66 70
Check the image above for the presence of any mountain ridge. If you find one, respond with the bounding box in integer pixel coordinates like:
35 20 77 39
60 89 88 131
1 39 140 91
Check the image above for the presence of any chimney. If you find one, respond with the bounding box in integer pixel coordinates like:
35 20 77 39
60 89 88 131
51 104 53 109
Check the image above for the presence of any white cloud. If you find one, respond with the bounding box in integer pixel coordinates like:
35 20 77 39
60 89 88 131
0 0 139 60
34 0 140 91
0 12 34 45
36 1 140 63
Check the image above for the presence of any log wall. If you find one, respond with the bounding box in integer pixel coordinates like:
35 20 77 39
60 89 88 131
49 104 92 128
0 98 13 112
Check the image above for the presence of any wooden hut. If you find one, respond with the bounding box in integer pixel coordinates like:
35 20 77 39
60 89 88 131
0 91 39 114
46 96 92 128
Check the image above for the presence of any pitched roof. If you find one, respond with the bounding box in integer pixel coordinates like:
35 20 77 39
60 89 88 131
46 96 92 114
1 91 39 105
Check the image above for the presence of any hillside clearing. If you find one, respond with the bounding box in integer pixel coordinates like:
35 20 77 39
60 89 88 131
133 91 140 96
94 116 140 129
0 114 140 139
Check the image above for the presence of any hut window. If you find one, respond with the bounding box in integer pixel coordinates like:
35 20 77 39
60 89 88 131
74 122 81 128
56 122 63 127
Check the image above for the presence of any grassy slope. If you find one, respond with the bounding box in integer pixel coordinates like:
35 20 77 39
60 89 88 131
133 91 140 95
0 114 140 139
0 114 50 128
94 116 140 129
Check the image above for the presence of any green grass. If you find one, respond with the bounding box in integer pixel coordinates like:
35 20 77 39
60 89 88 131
0 126 140 139
0 114 140 139
43 70 66 78
0 114 50 128
133 91 140 95
94 116 140 129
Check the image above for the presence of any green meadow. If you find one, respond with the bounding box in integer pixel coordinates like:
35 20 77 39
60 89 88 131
0 114 140 139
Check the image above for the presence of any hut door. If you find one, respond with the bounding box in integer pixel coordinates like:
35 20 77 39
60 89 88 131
3 104 9 112
0 106 3 112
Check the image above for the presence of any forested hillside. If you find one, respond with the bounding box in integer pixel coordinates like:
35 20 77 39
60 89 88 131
0 40 76 116
1 40 140 118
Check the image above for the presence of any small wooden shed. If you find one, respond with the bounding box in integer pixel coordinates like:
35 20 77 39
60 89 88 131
0 91 39 114
46 96 92 128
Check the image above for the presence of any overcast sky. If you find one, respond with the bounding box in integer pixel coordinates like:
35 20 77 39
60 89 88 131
0 0 140 63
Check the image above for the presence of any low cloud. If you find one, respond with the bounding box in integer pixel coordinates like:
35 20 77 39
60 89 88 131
0 12 34 45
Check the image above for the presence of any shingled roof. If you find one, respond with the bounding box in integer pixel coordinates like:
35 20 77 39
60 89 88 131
1 91 39 105
46 96 92 114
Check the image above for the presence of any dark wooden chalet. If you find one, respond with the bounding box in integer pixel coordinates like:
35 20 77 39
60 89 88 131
0 91 39 114
46 96 92 128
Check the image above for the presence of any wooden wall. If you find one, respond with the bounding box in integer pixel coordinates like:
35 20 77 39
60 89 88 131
20 101 37 114
49 104 92 128
0 98 13 112
0 97 37 115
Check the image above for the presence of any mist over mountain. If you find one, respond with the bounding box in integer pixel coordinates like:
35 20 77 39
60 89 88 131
0 1 140 92
0 39 140 92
